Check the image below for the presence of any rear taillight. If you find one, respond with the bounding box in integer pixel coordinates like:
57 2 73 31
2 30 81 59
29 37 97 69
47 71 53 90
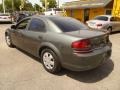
72 39 92 53
97 24 102 27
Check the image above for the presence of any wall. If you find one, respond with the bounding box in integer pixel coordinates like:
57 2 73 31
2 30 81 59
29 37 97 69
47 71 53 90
65 8 105 22
65 9 84 22
89 8 105 19
112 0 120 17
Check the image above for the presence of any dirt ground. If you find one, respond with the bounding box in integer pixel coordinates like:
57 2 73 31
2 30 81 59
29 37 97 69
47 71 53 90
0 24 120 90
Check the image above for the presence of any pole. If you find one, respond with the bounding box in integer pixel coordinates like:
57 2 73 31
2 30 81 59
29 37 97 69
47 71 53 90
45 0 47 11
58 0 60 8
2 0 5 13
12 0 14 12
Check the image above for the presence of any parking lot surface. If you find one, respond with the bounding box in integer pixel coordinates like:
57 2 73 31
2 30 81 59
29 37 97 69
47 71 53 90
0 24 120 90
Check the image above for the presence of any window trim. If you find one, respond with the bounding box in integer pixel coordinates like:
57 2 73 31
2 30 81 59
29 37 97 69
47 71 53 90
27 18 46 32
16 18 31 30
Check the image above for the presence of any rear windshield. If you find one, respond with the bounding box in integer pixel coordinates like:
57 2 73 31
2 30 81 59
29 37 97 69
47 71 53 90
94 16 108 21
49 17 88 32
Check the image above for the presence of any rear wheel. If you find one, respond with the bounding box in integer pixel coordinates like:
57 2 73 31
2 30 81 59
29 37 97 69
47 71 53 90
107 27 112 34
41 48 61 74
5 34 14 47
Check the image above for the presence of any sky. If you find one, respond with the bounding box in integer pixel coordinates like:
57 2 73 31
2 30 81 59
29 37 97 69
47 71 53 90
28 0 77 6
0 0 77 6
0 0 2 4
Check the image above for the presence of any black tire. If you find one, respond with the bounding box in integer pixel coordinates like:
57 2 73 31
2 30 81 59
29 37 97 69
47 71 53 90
107 27 112 34
5 34 14 48
41 48 61 74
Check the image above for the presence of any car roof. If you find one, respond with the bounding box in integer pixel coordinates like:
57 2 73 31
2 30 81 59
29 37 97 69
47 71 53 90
96 15 112 18
21 15 69 23
30 15 72 21
31 15 65 18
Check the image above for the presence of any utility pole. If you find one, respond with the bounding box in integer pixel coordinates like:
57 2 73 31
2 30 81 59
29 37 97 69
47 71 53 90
2 0 5 13
45 0 47 11
58 0 60 8
12 0 14 12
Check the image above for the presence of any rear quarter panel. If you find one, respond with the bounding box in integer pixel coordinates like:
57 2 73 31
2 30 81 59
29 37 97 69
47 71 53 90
41 32 81 64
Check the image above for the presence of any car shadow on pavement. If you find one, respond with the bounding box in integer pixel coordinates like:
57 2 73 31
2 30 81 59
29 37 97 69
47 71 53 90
58 59 114 83
16 48 41 62
16 48 114 83
110 31 120 35
0 22 12 24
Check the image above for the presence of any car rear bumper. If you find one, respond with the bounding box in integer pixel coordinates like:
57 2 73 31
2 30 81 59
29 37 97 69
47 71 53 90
0 19 12 22
62 46 112 71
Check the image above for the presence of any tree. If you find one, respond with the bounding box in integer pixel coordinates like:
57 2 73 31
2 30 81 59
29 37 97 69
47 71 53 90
24 2 34 11
14 0 24 11
4 0 12 12
4 0 21 11
0 4 3 12
40 0 57 9
34 4 42 12
3 0 34 12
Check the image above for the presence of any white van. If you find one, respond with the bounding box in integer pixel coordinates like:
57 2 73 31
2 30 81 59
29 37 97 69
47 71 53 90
44 8 64 16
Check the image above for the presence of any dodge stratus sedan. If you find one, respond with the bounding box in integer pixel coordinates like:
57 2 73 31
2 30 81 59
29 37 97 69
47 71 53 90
5 16 112 73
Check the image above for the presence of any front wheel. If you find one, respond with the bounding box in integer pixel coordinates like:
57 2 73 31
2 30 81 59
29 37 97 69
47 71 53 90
5 34 14 47
41 49 61 74
107 27 112 34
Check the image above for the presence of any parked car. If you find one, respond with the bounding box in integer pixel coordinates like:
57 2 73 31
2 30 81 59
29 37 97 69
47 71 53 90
0 13 13 23
5 16 112 73
44 8 64 16
86 15 120 33
16 13 28 22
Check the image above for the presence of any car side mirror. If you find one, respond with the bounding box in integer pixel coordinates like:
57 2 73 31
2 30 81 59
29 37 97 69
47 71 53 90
11 25 16 29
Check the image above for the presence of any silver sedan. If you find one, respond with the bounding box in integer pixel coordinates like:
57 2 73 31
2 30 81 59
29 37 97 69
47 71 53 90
86 15 120 33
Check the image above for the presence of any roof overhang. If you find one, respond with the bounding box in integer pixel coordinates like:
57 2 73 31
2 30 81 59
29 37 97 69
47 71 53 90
62 0 112 9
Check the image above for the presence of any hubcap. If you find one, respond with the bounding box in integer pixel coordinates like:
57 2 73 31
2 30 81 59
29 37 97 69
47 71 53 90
107 28 112 33
6 35 11 45
43 52 55 70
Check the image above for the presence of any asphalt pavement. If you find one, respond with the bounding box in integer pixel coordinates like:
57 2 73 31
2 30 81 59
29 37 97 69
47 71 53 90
0 24 120 90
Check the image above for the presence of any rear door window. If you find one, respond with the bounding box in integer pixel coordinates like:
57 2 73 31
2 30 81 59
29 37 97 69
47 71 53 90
28 18 45 32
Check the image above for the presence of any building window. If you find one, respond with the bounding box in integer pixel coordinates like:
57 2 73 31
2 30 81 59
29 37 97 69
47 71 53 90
106 9 112 15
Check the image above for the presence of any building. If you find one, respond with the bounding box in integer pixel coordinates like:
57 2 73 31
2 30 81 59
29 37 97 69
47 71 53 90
62 0 113 22
112 0 120 17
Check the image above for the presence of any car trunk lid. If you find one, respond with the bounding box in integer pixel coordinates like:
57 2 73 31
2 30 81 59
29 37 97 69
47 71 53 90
65 30 109 50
